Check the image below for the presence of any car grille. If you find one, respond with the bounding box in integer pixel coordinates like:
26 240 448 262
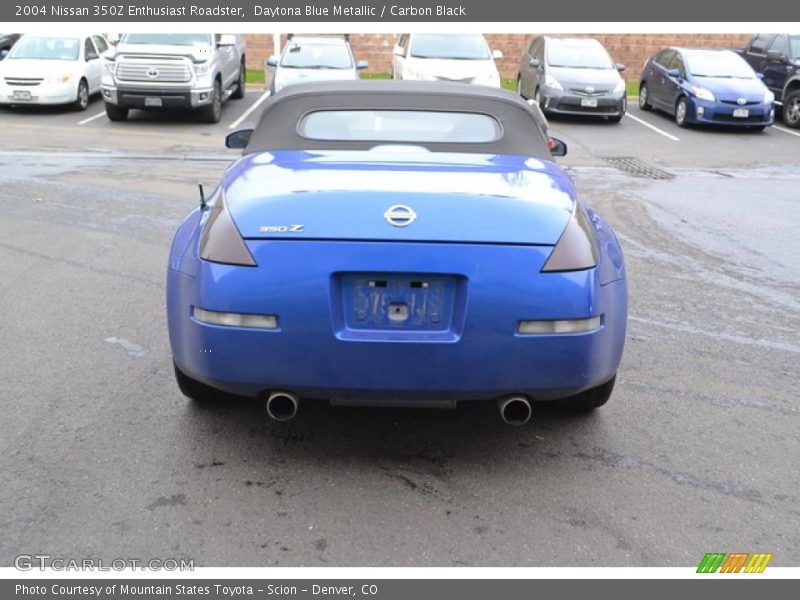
567 87 614 96
4 77 43 86
712 113 765 123
115 57 192 83
435 76 475 84
720 99 761 106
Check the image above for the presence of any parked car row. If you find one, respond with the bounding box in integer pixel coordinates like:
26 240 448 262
2 32 798 131
0 33 246 122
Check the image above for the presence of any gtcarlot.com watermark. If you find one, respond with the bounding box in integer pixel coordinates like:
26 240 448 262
15 554 194 571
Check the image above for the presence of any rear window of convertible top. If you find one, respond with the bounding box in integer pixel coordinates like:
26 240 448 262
298 110 503 144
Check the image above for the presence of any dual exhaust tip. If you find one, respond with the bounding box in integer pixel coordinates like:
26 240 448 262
266 391 299 422
497 395 532 426
266 391 532 426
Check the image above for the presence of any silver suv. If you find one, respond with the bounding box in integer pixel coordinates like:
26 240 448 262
101 33 246 123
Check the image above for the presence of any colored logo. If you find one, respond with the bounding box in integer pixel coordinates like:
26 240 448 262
697 552 773 573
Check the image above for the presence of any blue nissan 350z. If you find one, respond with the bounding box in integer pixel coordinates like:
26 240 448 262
166 81 627 425
639 47 775 130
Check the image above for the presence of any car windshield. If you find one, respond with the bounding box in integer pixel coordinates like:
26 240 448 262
121 34 212 46
687 53 756 78
547 44 614 69
280 43 352 69
409 34 490 60
299 110 501 143
790 36 800 59
7 36 80 60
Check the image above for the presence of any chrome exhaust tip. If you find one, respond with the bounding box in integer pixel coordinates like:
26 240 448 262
497 395 532 426
266 391 299 422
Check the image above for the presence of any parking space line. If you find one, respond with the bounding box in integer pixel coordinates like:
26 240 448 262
772 125 800 138
228 90 271 130
77 111 106 126
624 112 680 142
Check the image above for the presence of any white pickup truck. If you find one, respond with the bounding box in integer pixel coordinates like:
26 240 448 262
101 33 246 123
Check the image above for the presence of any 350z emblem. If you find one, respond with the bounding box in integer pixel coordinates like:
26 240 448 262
259 224 305 233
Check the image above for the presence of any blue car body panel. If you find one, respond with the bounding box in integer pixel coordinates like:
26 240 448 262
167 148 627 404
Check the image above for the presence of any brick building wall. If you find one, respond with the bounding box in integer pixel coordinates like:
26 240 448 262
244 33 752 82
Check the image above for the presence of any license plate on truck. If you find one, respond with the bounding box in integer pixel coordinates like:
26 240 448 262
733 108 749 118
144 97 162 107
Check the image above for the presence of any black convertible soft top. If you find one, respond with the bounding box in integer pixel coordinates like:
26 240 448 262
245 80 552 158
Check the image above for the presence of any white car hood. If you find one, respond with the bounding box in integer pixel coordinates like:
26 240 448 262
405 57 498 81
0 58 81 78
113 43 211 62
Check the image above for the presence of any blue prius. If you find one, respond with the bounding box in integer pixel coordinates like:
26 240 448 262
166 81 627 425
639 47 775 130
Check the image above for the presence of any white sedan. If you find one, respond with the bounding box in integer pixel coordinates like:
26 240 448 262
0 34 109 110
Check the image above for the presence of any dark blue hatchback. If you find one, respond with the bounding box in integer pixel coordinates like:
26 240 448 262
639 47 775 130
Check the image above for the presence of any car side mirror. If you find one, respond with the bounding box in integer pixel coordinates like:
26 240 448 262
528 58 540 68
266 56 278 67
756 72 765 80
107 33 120 45
356 60 368 70
225 129 253 149
492 49 504 60
0 49 9 60
86 52 98 62
549 136 567 157
667 68 681 79
217 34 236 47
766 49 786 62
392 44 404 57
615 63 625 72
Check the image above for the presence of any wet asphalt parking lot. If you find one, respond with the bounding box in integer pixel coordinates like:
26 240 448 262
1 89 799 567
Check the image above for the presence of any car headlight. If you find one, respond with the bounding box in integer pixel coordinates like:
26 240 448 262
541 207 598 272
46 74 71 84
690 86 715 102
764 90 775 103
199 192 256 267
194 62 211 77
543 73 564 91
613 79 626 94
102 60 116 74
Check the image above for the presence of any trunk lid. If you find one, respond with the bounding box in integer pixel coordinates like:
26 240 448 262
223 149 575 245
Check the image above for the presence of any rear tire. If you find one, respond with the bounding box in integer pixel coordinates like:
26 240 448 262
231 60 245 99
638 83 652 111
104 102 128 121
782 90 800 128
174 362 220 405
553 375 616 412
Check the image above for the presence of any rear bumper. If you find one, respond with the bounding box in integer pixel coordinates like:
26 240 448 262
168 240 627 403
